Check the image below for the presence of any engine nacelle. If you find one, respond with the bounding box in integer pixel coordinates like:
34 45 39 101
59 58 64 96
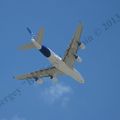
74 55 82 63
50 75 53 79
36 78 44 84
50 75 58 83
79 42 85 50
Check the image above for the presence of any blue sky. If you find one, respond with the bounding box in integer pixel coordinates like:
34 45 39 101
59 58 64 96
0 0 120 120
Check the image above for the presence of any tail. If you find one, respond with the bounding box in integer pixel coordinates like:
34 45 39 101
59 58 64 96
18 27 44 50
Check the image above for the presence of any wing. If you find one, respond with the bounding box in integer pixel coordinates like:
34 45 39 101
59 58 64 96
63 24 83 68
15 67 58 80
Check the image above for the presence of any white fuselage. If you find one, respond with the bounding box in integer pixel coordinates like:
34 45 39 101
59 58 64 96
48 49 82 82
32 38 83 83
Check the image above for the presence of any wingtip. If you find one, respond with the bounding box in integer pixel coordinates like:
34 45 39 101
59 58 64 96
13 76 20 80
79 22 83 29
77 21 83 26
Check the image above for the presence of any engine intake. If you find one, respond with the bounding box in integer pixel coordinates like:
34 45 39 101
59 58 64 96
50 75 53 79
74 55 82 63
78 42 85 49
35 78 44 84
49 75 58 83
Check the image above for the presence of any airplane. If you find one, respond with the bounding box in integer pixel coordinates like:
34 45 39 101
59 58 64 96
15 24 85 84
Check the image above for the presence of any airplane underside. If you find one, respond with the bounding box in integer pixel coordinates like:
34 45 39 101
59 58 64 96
48 50 84 83
15 23 85 84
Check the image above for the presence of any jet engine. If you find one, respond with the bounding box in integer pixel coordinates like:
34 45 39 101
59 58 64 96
74 55 82 63
49 75 54 79
78 42 85 49
49 75 58 83
35 78 44 84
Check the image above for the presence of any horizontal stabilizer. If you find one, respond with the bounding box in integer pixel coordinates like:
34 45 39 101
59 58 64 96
36 27 44 45
18 43 34 50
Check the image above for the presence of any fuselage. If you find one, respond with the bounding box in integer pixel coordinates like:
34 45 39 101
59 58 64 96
32 38 82 82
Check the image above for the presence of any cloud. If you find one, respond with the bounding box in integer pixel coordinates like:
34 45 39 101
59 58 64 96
41 83 73 106
0 115 26 120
